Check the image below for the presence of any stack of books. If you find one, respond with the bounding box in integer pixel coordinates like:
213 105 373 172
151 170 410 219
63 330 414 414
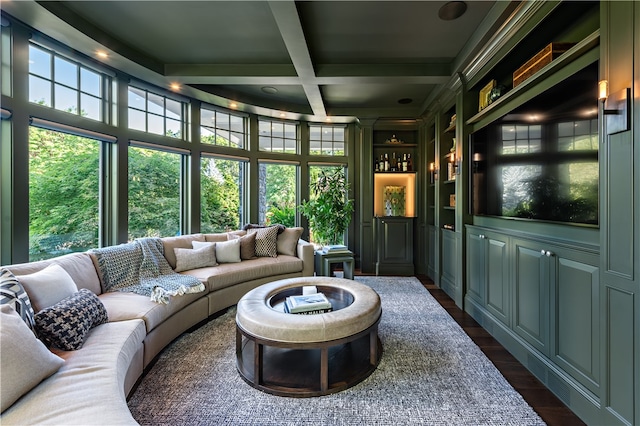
321 244 349 254
284 292 333 315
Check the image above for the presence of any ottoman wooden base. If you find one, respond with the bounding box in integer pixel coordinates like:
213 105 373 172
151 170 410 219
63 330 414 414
235 277 382 397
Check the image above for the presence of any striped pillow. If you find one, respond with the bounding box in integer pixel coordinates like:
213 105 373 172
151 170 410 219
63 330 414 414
0 268 36 334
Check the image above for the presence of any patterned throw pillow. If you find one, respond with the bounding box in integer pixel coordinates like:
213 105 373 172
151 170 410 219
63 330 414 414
35 288 108 351
0 268 36 334
248 226 279 258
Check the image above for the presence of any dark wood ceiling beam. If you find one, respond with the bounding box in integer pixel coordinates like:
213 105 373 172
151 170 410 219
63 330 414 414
268 0 326 117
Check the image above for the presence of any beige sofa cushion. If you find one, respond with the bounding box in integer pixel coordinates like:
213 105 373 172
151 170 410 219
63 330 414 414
161 234 205 269
277 227 304 256
7 253 102 296
0 305 64 413
182 255 303 292
0 319 145 425
203 233 229 242
16 264 78 313
99 290 203 333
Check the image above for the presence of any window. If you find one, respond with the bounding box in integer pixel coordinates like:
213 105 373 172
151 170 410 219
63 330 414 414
308 165 346 200
201 156 246 232
557 119 598 151
258 162 297 227
128 86 185 138
309 125 345 156
200 108 246 149
28 44 105 121
29 127 100 261
128 146 182 239
258 119 298 154
501 124 541 154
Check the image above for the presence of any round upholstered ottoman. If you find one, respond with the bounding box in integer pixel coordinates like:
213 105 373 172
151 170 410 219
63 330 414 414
236 276 382 397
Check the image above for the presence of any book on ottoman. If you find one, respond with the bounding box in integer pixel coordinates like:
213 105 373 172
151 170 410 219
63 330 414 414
285 293 332 314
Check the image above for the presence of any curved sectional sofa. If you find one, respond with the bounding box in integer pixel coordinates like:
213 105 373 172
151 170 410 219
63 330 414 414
0 229 314 425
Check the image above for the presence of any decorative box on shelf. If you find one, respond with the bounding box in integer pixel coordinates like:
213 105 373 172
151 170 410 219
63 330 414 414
513 42 576 87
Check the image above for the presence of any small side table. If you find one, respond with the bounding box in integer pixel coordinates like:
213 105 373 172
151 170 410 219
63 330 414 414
314 250 355 280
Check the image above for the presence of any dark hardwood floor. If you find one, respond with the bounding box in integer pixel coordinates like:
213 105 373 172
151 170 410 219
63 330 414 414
412 274 586 426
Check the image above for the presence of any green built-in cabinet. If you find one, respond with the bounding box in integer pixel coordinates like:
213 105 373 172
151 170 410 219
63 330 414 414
466 225 601 419
374 216 414 276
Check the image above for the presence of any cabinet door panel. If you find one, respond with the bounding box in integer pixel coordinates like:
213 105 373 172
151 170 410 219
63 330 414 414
486 236 509 326
514 241 549 354
466 232 485 303
552 248 600 396
440 229 458 301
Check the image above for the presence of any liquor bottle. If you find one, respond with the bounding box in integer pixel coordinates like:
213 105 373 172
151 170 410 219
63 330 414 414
384 153 390 171
402 154 408 172
374 157 379 172
407 154 413 171
391 152 397 171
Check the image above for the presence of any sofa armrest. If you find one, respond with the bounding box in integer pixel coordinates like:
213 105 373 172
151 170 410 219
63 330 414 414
297 239 315 277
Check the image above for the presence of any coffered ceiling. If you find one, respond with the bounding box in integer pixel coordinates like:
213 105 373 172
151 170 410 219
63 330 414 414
2 1 518 123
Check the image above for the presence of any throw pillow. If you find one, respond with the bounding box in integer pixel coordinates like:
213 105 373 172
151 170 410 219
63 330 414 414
0 268 36 334
16 264 78 313
173 244 217 272
0 305 64 413
277 227 304 256
34 288 108 351
248 226 279 258
229 232 257 260
215 238 241 263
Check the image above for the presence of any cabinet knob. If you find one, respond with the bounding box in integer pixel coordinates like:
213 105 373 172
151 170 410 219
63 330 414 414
545 250 554 257
541 249 546 255
479 234 486 239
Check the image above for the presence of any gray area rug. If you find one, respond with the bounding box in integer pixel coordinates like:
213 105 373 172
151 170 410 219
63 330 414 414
128 276 545 425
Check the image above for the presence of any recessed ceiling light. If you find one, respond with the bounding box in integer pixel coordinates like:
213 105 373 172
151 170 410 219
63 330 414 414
280 112 286 117
170 83 181 91
230 102 238 109
96 50 108 59
438 1 467 21
398 98 413 105
262 86 278 94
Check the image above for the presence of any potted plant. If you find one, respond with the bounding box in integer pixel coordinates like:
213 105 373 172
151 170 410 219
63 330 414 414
298 169 354 248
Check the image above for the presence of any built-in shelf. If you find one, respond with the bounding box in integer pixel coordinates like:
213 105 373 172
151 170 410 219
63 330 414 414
466 30 600 126
443 206 456 211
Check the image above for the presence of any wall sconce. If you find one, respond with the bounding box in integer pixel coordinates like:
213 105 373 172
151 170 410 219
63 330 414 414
429 162 437 183
599 79 630 134
446 153 457 181
598 79 608 102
